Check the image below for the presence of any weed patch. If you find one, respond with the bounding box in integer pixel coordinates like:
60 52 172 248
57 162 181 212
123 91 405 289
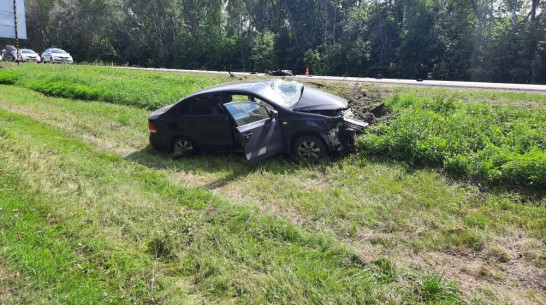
358 94 546 190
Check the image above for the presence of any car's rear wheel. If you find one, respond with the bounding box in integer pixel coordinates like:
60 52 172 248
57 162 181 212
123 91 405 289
172 137 196 157
294 135 327 159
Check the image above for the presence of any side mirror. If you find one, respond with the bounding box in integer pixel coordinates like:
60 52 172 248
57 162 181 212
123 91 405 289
269 109 278 118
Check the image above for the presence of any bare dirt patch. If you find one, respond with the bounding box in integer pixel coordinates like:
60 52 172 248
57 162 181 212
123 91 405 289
301 80 395 123
0 260 18 305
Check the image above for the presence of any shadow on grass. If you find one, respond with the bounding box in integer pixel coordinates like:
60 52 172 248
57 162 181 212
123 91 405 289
125 145 544 204
124 145 347 190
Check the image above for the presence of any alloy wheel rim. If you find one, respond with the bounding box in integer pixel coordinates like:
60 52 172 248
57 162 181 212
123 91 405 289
174 140 193 156
297 141 321 158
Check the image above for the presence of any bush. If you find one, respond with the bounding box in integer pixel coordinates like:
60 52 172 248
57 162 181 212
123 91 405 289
357 94 545 190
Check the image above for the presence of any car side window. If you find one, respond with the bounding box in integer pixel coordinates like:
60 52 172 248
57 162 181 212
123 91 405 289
175 94 225 116
188 94 225 115
175 101 191 115
225 101 270 127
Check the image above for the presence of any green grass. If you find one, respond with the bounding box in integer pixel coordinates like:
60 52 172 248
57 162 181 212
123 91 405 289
0 63 231 110
0 98 466 304
358 93 546 190
0 64 545 304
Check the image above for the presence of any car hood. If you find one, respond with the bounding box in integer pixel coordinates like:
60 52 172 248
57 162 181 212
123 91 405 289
291 87 348 111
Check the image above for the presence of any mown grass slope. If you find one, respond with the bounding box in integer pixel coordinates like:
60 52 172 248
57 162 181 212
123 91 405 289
0 99 463 304
0 64 545 304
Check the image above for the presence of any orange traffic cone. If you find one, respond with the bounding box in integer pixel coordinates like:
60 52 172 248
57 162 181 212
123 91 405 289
305 67 310 77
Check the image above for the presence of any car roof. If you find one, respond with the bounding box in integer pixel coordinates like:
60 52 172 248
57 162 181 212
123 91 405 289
187 81 273 98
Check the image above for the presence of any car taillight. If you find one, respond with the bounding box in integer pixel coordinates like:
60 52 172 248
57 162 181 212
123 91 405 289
148 121 157 133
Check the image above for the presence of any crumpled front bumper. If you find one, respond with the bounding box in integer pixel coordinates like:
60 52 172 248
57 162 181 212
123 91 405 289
338 109 368 146
323 109 368 150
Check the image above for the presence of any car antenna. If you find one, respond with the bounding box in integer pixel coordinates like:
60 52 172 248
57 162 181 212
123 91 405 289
194 79 205 90
228 65 237 79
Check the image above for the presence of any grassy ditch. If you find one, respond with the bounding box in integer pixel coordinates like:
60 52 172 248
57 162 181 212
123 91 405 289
358 93 546 190
0 105 467 304
1 85 545 304
0 64 545 302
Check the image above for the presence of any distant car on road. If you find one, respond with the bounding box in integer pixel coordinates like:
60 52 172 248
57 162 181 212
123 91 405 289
41 48 73 64
268 69 294 76
148 80 368 163
19 49 41 62
2 45 18 61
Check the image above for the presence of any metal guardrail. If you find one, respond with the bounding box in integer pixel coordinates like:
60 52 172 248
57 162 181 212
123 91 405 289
117 66 546 93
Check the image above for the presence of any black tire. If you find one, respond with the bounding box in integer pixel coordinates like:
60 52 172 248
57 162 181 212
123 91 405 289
293 135 327 159
171 137 197 158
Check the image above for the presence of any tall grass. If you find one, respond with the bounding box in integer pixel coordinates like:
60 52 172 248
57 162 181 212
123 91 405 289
358 94 546 190
0 63 230 109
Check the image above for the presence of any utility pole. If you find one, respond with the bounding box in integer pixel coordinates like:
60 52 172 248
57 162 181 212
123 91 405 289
13 0 20 63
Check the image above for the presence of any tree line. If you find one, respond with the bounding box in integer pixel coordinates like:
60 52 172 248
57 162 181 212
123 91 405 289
3 0 546 83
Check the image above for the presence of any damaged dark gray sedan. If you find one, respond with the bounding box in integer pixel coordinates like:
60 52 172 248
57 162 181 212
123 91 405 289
148 80 367 163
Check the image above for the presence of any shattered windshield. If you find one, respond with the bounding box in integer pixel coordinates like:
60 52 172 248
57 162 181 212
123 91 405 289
257 80 303 108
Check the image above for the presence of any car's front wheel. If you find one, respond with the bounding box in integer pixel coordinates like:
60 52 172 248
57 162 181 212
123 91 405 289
294 135 327 159
171 137 196 158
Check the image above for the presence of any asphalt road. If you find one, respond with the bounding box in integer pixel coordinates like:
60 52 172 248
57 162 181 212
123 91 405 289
120 67 546 94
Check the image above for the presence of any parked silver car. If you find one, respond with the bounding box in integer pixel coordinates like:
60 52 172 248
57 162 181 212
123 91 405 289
19 49 41 62
41 48 73 64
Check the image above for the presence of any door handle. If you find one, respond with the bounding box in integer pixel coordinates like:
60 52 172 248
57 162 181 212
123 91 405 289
243 132 253 139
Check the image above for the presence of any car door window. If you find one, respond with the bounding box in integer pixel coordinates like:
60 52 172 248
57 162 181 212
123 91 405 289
187 94 225 115
224 101 270 127
174 101 191 115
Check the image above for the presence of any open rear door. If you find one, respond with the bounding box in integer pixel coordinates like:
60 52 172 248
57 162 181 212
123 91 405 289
224 101 284 164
